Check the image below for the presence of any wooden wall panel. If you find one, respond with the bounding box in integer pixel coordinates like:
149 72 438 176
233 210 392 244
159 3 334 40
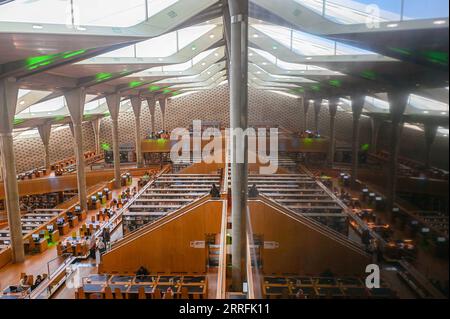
249 201 370 276
100 201 224 274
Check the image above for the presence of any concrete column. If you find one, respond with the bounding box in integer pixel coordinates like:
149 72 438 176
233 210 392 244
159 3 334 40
131 96 143 168
106 94 122 189
158 98 167 131
303 99 310 131
228 0 248 292
350 95 365 187
424 123 438 169
328 98 339 166
146 97 156 133
370 117 383 154
0 78 25 263
65 88 88 213
92 118 102 155
313 99 322 133
38 122 52 170
386 91 408 217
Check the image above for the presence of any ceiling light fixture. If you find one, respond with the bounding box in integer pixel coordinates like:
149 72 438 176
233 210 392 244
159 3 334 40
387 23 398 28
32 25 43 29
433 20 447 25
253 34 259 38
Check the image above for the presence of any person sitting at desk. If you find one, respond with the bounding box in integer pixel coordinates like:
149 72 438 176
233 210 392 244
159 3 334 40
19 276 30 290
136 266 149 277
31 275 43 291
248 184 259 198
210 184 220 199
97 238 106 254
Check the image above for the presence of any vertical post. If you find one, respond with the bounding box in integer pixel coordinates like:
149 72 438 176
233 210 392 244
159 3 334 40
370 116 382 154
131 96 143 168
0 77 25 263
313 99 322 133
350 95 365 187
38 122 52 170
158 98 167 131
65 88 88 213
106 94 122 189
328 98 338 167
303 98 310 131
92 118 102 155
386 91 408 218
424 123 438 169
228 0 248 292
146 97 156 134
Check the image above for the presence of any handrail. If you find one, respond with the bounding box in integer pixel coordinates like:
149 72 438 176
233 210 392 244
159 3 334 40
107 193 212 253
246 231 255 299
216 199 228 299
256 195 370 257
299 164 386 248
99 165 171 238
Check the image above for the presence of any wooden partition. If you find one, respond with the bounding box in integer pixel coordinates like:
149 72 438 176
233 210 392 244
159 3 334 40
141 137 328 154
100 200 225 274
0 167 154 200
248 200 370 276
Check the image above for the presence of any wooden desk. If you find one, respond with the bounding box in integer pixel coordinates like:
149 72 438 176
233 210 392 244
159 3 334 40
58 223 70 235
36 238 48 253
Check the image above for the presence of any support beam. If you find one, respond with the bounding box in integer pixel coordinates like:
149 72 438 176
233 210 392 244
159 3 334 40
350 95 365 187
313 99 322 133
328 98 339 167
386 91 408 218
146 97 156 133
106 94 122 189
0 77 25 263
158 98 167 131
38 122 52 170
92 118 102 156
131 96 143 168
424 123 438 169
370 117 383 154
65 88 88 213
303 98 310 131
229 0 248 292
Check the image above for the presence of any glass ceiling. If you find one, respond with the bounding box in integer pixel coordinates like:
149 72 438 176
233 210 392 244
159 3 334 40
98 24 216 58
0 0 179 27
294 0 448 25
252 24 375 56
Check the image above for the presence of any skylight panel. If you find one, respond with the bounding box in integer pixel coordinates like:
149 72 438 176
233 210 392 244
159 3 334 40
408 94 449 112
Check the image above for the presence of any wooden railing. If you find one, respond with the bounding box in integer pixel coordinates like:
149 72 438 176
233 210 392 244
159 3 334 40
256 195 370 257
107 193 211 253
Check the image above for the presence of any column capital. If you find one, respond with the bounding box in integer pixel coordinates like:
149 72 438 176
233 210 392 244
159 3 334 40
38 122 52 146
64 87 86 125
106 93 121 120
130 96 142 118
387 91 409 123
351 95 365 120
0 77 19 134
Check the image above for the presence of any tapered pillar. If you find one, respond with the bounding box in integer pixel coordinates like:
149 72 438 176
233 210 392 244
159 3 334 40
370 117 383 154
328 98 339 166
92 118 102 155
303 99 310 131
106 94 122 189
131 96 143 168
38 122 52 170
146 97 156 133
228 0 248 292
0 78 25 263
386 91 408 218
424 123 438 169
65 88 88 213
158 98 167 131
313 99 322 133
350 95 365 187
